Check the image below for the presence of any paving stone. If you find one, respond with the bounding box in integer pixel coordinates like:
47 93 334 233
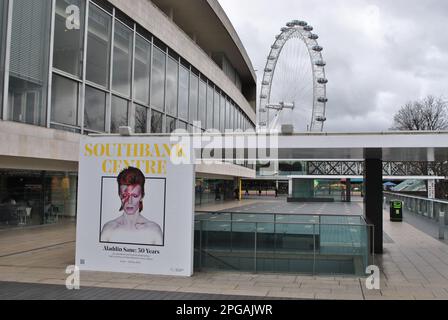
266 290 314 300
2 201 448 300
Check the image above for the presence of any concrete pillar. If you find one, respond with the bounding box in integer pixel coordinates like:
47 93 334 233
346 179 352 202
364 150 383 254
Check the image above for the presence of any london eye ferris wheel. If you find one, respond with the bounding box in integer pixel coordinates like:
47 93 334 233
258 20 328 132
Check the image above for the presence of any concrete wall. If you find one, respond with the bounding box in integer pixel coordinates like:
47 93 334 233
206 0 256 82
0 120 255 178
0 120 80 170
109 0 256 122
196 162 256 179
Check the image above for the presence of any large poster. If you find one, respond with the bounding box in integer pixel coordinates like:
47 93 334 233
75 136 195 276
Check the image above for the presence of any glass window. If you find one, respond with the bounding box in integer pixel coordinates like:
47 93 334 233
237 110 242 130
228 102 232 130
111 95 128 133
53 0 85 77
0 0 8 116
166 57 178 116
151 46 165 111
178 66 189 120
236 109 239 130
51 74 79 126
179 121 188 131
220 94 225 131
8 0 51 127
225 99 230 129
134 35 151 105
206 84 213 129
189 74 198 124
0 170 78 228
198 80 206 129
86 4 111 87
113 21 133 96
166 116 176 133
84 85 106 132
235 108 239 130
231 103 235 130
134 104 147 133
151 109 163 133
213 90 220 130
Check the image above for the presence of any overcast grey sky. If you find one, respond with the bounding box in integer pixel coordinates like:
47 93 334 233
218 0 448 132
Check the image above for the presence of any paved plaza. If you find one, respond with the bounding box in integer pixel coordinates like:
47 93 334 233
0 281 273 300
0 199 447 300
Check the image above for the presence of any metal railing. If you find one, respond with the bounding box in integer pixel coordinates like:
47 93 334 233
384 192 448 222
194 212 374 276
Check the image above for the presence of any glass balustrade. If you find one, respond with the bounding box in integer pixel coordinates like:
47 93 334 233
194 212 373 276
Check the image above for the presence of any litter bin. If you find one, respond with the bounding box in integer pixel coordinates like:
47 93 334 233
390 200 403 222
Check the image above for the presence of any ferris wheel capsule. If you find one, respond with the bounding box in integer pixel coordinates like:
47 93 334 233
286 22 295 28
308 33 319 40
304 25 313 32
312 45 323 52
315 116 327 122
317 78 328 84
315 60 326 67
317 97 328 103
291 20 308 27
281 27 290 32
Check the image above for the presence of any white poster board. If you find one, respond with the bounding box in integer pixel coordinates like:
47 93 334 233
75 136 195 276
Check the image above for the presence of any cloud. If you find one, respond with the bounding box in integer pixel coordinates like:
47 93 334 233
219 0 448 131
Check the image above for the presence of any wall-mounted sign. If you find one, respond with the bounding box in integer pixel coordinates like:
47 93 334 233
75 136 195 276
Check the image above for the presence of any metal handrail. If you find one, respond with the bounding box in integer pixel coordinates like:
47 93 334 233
384 191 448 204
196 211 370 224
195 220 369 227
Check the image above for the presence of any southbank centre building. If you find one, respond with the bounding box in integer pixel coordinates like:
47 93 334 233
1 0 448 287
0 0 258 228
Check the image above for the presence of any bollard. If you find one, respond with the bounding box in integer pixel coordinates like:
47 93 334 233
440 211 445 240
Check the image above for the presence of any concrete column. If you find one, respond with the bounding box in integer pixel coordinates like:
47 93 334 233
346 179 352 202
364 150 383 254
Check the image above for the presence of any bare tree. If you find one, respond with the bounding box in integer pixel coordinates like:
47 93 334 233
391 96 448 199
392 95 448 131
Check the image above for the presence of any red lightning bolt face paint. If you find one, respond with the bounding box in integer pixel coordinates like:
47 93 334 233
119 185 142 215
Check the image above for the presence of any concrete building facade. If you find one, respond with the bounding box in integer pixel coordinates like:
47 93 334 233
0 0 257 227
